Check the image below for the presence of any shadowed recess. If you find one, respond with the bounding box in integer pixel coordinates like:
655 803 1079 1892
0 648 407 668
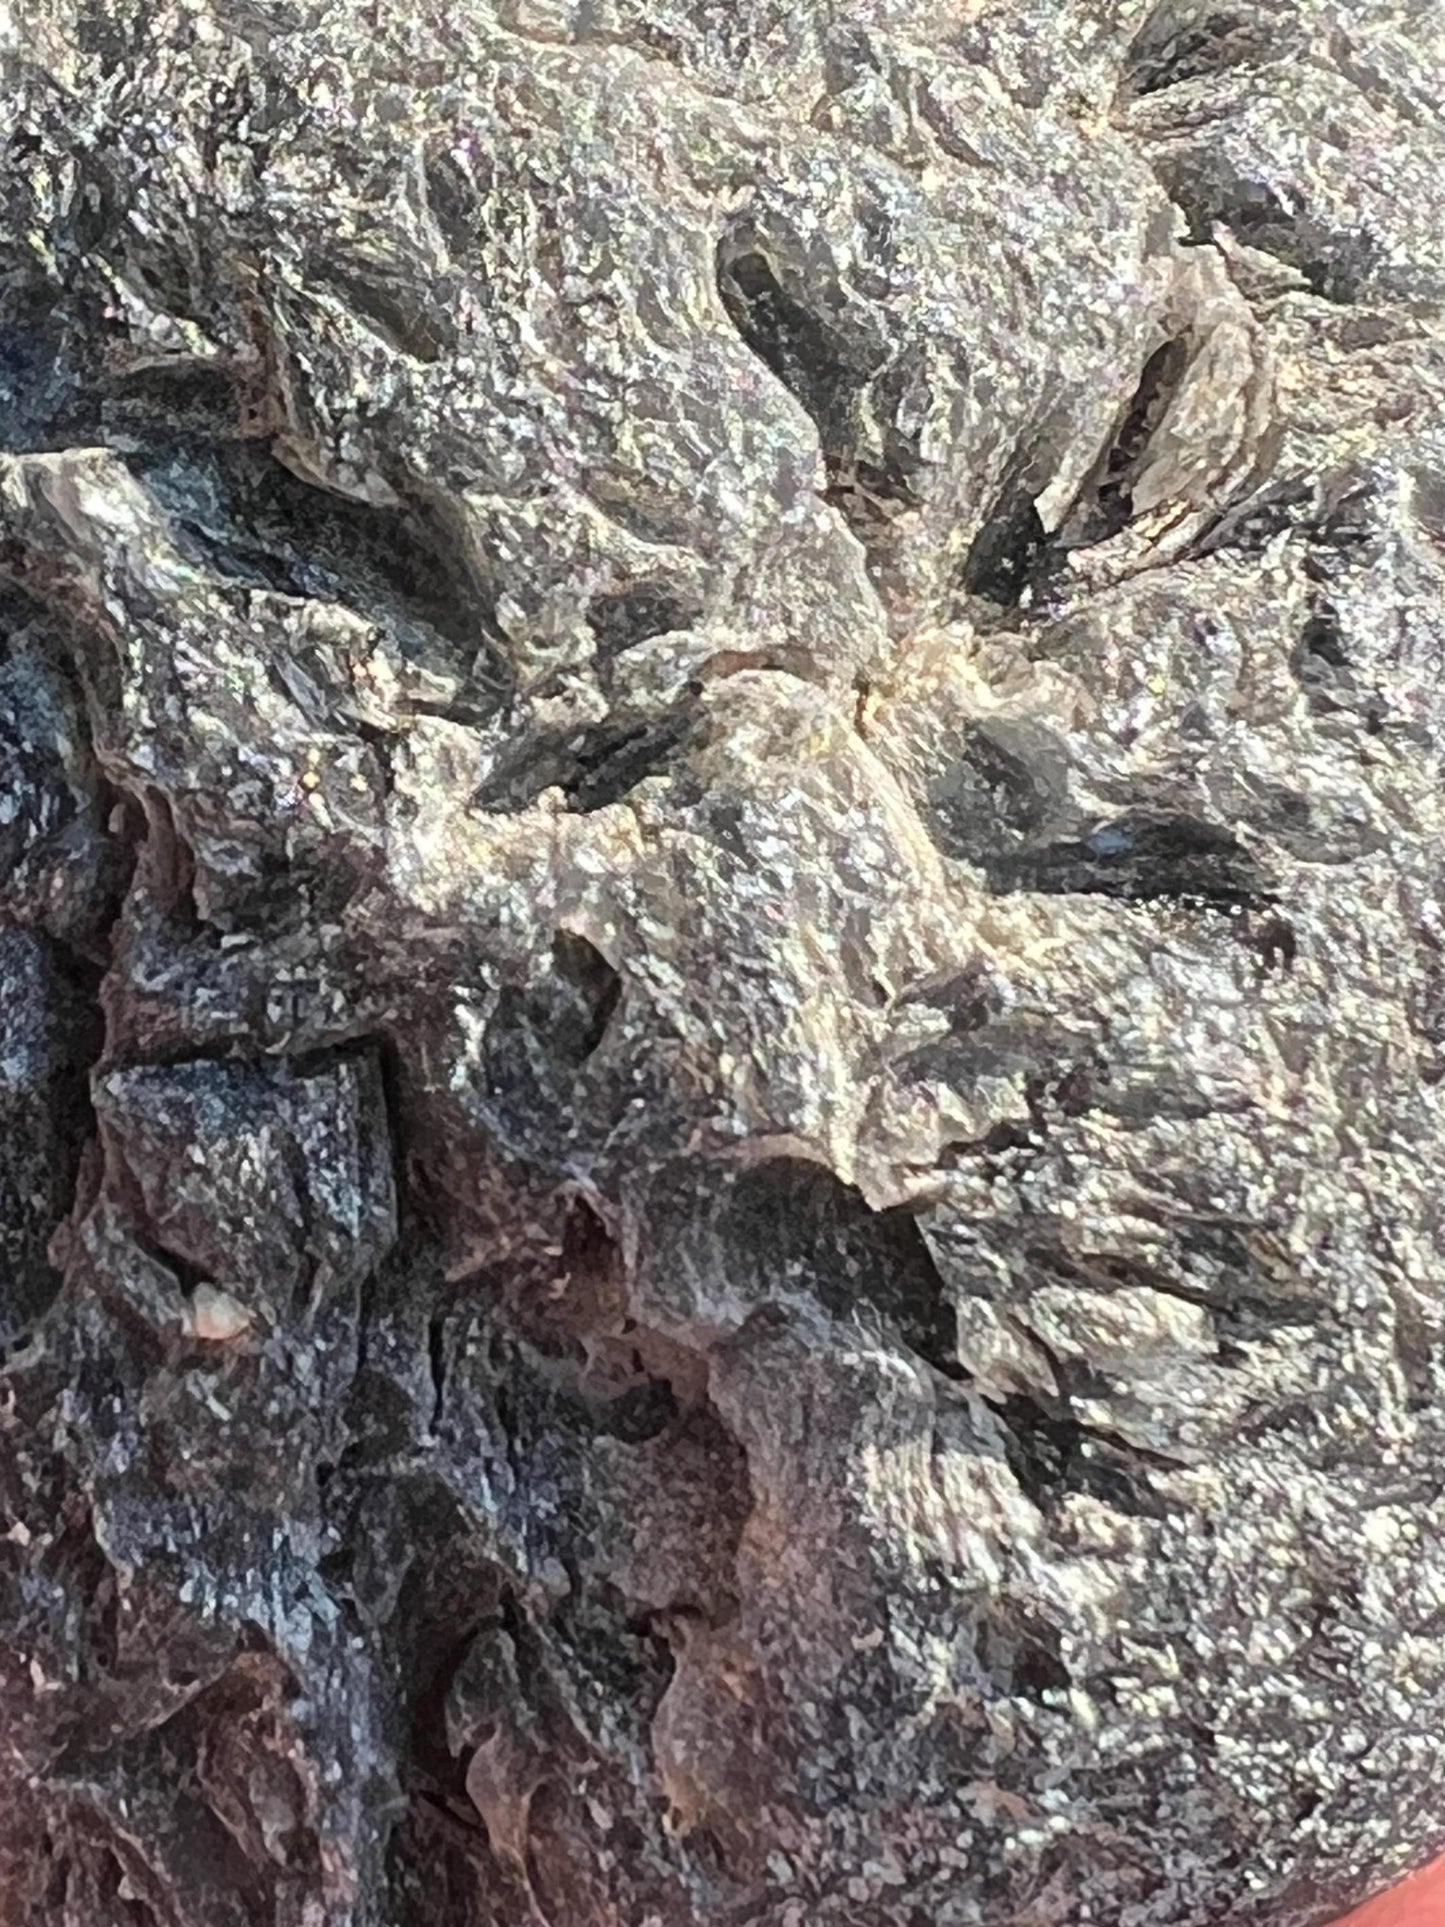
985 810 1269 907
711 1159 960 1370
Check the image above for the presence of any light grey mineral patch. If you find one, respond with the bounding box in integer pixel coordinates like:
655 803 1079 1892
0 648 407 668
1 1 1443 1923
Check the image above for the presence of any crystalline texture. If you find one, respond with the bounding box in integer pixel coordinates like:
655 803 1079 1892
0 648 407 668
2 2 1444 1923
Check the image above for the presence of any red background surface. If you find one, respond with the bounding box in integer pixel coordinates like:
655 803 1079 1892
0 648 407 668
1332 1855 1445 1926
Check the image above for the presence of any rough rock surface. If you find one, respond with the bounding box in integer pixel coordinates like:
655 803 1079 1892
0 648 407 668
2 1 1444 1922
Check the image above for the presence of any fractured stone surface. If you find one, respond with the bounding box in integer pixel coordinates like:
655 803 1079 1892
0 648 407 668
2 1 1445 1922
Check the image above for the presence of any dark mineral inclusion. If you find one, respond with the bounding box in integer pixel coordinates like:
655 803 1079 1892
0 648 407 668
2 0 1444 1922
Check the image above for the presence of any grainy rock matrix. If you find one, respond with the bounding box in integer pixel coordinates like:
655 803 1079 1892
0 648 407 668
2 1 1444 1923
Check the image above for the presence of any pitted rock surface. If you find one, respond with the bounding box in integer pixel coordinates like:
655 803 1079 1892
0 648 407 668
2 2 1444 1923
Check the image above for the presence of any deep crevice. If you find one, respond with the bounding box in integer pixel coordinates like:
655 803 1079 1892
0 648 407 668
961 487 1052 609
462 936 625 1163
427 1316 448 1436
1293 606 1351 705
715 247 870 480
1157 160 1382 305
706 1159 961 1375
1124 6 1281 97
547 932 622 1064
714 234 920 554
472 711 696 815
1250 912 1298 973
1084 338 1192 542
973 339 1192 596
596 1376 679 1444
0 299 511 709
1011 1631 1071 1699
129 440 506 690
983 811 1269 909
1192 477 1315 560
991 1394 1170 1519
